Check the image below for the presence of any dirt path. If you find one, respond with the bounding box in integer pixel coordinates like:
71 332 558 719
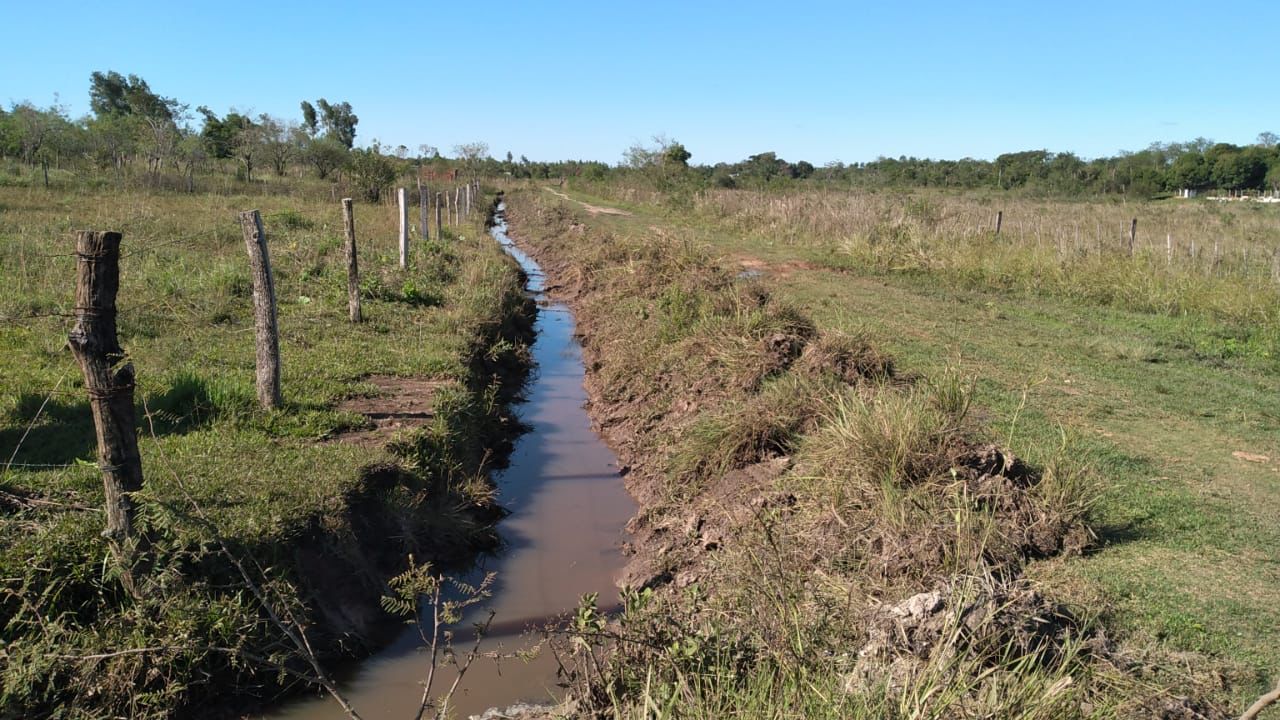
543 187 632 216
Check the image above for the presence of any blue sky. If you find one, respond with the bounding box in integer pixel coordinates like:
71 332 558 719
3 0 1277 165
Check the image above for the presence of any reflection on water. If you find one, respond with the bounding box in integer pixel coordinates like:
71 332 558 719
264 204 635 719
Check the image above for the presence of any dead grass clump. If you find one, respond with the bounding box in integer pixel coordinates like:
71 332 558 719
795 383 1096 585
668 375 824 497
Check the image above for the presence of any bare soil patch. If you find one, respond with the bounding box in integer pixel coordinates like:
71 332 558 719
332 376 450 446
736 255 818 278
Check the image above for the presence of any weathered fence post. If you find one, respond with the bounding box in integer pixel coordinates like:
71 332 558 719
398 187 409 268
238 210 282 410
67 230 146 596
465 182 472 220
435 192 443 238
419 183 429 240
1128 218 1137 257
342 198 361 323
1166 233 1172 266
454 187 462 225
994 210 1002 235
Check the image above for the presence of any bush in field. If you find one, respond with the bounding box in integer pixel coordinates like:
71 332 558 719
348 147 395 202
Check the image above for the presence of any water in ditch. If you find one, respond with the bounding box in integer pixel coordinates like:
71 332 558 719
265 203 634 719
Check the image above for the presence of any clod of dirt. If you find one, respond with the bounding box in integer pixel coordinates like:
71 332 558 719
763 332 806 370
951 444 1093 559
797 332 895 385
847 581 1105 694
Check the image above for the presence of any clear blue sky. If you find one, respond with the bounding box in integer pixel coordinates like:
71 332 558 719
3 0 1277 165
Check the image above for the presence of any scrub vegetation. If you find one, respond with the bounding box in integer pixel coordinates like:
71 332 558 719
503 181 1278 719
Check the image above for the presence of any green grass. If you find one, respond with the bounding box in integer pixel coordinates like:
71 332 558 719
530 184 1280 713
0 181 527 717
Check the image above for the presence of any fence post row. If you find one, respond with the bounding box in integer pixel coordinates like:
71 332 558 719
238 210 282 410
342 198 361 323
67 230 147 596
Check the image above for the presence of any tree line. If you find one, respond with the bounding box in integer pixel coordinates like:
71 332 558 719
617 135 1280 197
0 71 489 201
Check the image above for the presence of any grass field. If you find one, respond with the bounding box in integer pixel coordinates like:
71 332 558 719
508 182 1280 717
0 179 529 717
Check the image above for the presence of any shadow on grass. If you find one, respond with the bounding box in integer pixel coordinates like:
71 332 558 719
2 371 258 468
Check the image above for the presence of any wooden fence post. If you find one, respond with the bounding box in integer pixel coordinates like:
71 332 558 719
1166 233 1172 266
465 182 472 220
238 211 282 410
398 187 409 268
67 230 146 595
342 198 361 323
454 187 461 225
419 183 429 240
435 192 443 238
1128 218 1137 257
994 210 1002 235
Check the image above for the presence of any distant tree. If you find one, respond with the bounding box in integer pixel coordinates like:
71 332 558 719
258 114 298 176
175 132 206 192
85 113 136 169
454 141 489 179
1257 131 1278 149
1211 147 1268 190
304 137 348 179
1266 160 1280 192
312 98 358 148
662 142 691 168
300 100 318 135
231 115 263 182
1169 151 1211 190
792 160 815 179
197 106 240 159
89 71 178 123
197 107 261 180
348 145 395 201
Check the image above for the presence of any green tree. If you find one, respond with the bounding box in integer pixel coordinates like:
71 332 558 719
258 114 298 176
1169 151 1210 190
1210 145 1267 190
454 141 489 179
300 100 318 135
312 98 358 148
304 137 348 179
662 142 691 168
348 145 394 201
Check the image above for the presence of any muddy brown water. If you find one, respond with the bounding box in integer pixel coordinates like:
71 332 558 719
263 204 635 719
